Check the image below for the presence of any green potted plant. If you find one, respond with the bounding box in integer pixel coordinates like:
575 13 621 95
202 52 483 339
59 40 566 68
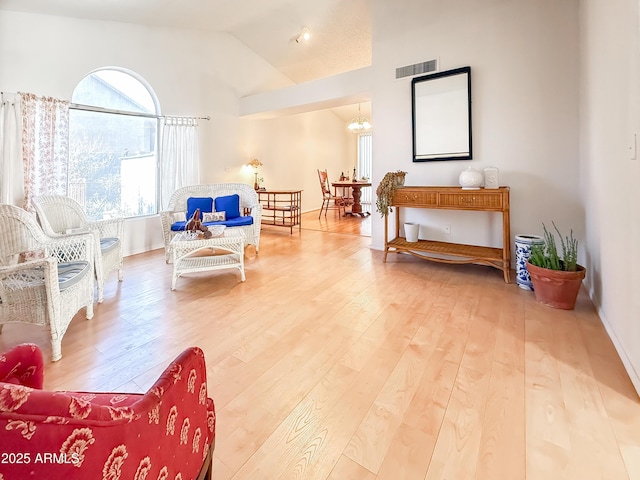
526 222 586 310
375 170 407 217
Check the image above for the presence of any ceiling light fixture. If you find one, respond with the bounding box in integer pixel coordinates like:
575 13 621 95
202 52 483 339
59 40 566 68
296 26 311 43
347 104 371 132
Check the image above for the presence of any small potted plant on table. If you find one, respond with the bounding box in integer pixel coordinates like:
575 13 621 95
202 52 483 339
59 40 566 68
375 170 407 217
526 222 586 310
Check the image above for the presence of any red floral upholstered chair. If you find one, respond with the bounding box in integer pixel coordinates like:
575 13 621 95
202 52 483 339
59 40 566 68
0 344 215 480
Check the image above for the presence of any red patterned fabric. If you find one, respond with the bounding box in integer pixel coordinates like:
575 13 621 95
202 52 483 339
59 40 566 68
0 344 215 480
0 344 44 389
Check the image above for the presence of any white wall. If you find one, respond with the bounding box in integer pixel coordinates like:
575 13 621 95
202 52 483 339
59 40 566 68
580 0 640 393
203 109 354 209
370 0 582 255
0 10 352 255
237 112 354 211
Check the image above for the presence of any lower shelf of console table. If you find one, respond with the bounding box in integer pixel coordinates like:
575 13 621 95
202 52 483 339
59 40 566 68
384 237 506 271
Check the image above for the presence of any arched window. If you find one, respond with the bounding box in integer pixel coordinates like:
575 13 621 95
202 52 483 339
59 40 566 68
69 68 159 219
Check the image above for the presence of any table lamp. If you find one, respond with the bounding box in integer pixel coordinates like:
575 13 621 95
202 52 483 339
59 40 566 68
247 158 263 190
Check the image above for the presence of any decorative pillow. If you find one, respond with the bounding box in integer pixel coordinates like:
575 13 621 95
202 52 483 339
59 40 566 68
203 211 226 222
186 197 214 220
214 194 241 219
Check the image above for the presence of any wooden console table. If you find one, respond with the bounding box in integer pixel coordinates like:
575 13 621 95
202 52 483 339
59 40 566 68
257 190 302 234
383 186 511 282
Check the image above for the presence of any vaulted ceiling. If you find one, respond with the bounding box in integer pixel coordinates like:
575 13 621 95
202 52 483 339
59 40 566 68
0 0 372 85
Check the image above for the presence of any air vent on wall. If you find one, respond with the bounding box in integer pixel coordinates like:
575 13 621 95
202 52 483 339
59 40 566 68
395 59 438 79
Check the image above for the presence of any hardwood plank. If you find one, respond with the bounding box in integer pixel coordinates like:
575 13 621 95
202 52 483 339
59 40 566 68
577 305 640 479
376 422 435 480
424 365 491 480
475 291 526 480
476 360 525 480
376 355 460 480
327 455 376 480
551 311 629 479
211 456 235 480
525 304 572 479
344 339 430 473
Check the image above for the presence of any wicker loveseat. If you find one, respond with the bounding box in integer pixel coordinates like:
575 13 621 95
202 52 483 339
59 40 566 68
160 183 262 262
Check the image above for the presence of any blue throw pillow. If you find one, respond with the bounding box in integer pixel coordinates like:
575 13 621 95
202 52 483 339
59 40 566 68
186 197 213 220
215 194 241 219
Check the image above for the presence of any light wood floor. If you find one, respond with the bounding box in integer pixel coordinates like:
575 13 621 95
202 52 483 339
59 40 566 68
2 212 639 479
300 207 372 237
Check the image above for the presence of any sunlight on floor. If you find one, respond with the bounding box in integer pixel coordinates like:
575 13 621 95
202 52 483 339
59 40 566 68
300 209 371 237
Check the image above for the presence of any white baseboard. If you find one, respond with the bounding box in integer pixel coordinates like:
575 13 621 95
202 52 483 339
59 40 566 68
588 286 640 398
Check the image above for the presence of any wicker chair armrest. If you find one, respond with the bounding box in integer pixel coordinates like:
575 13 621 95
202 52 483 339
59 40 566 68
160 210 180 243
247 203 262 221
160 209 179 221
0 258 57 287
0 257 58 301
46 232 95 264
89 217 123 239
0 258 54 275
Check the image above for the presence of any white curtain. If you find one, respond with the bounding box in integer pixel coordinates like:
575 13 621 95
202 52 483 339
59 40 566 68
358 132 373 206
21 92 70 212
159 116 200 209
0 92 24 205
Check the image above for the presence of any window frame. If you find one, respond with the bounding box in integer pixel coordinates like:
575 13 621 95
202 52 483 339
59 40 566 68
69 67 162 220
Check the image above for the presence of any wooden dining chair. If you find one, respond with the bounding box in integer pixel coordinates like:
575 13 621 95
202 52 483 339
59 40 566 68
317 169 346 218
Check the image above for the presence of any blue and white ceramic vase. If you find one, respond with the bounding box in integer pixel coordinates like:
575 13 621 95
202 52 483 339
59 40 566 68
515 234 545 290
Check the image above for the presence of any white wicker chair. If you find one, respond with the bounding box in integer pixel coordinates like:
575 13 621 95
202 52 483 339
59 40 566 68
0 204 95 361
160 183 262 263
33 195 124 303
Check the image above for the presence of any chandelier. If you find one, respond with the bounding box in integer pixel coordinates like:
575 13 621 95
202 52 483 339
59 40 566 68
347 104 371 132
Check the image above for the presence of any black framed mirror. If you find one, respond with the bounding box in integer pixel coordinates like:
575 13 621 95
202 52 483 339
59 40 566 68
412 66 472 162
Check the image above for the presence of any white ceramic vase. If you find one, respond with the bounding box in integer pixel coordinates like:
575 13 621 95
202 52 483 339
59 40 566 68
459 167 483 190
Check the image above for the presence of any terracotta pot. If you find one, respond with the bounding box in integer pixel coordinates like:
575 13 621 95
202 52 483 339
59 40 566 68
526 262 586 310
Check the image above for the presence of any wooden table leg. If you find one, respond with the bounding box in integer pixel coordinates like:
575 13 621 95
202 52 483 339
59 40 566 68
345 186 370 217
